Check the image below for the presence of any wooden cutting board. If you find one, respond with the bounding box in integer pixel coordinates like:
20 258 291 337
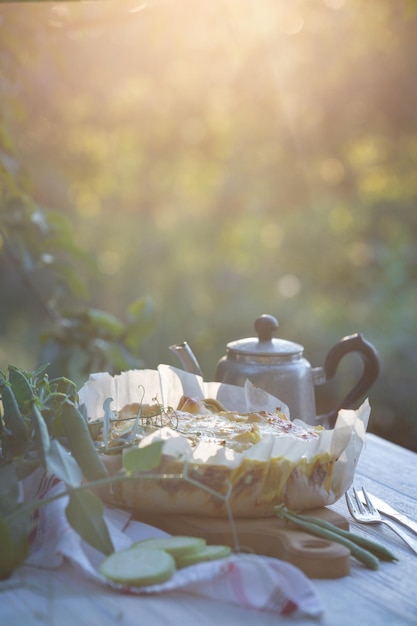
134 507 351 579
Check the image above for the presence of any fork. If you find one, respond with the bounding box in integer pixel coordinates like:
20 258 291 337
345 486 417 556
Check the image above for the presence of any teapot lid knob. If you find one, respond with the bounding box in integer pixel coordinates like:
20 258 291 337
225 314 303 356
254 314 279 342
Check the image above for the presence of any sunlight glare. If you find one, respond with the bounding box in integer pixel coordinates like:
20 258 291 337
322 0 346 10
279 8 304 36
129 3 148 13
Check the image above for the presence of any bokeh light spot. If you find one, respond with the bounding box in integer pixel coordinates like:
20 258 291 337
347 241 374 267
97 249 122 276
320 158 345 186
277 274 301 298
180 117 207 146
329 206 353 232
260 223 284 249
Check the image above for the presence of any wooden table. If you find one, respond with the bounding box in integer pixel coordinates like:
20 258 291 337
1 434 416 625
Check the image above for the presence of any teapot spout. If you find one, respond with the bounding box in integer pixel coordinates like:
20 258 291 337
169 341 203 377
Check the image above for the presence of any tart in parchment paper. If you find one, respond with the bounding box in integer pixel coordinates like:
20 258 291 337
79 366 370 517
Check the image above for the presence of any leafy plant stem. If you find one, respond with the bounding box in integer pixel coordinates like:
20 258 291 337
4 469 185 526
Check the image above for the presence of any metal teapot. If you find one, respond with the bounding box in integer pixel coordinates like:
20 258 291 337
170 314 380 427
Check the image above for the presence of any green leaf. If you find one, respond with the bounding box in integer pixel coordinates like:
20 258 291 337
31 363 51 381
123 440 164 475
8 365 34 412
65 490 114 556
124 296 156 351
0 500 31 580
31 403 51 468
87 309 125 337
45 439 83 488
0 380 28 442
127 295 154 320
0 515 16 580
49 260 90 299
0 463 20 517
48 376 78 400
61 401 108 482
102 397 113 449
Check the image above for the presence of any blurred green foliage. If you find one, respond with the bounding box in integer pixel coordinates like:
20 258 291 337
1 0 417 450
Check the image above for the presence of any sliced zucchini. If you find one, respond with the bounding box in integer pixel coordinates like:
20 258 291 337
176 544 232 568
99 548 175 586
131 535 206 559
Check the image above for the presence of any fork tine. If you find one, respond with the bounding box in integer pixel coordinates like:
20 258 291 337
345 490 357 516
362 486 377 514
352 486 366 514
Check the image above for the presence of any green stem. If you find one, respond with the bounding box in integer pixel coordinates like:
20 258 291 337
5 469 184 525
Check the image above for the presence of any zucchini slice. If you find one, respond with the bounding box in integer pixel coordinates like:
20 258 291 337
176 544 232 568
99 548 175 586
131 535 206 559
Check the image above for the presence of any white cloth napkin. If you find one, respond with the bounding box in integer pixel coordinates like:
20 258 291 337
23 470 323 619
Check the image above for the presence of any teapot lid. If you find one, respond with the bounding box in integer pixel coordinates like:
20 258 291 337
226 314 303 357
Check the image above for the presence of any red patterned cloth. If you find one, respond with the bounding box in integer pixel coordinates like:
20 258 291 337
23 468 323 619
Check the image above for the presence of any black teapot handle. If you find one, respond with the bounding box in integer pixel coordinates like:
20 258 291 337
321 333 380 427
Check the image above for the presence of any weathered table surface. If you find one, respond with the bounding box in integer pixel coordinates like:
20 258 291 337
1 433 417 626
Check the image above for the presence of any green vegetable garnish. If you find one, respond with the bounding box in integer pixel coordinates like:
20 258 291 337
274 504 398 570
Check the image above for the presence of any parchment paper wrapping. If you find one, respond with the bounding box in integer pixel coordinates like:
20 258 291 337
78 365 370 516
